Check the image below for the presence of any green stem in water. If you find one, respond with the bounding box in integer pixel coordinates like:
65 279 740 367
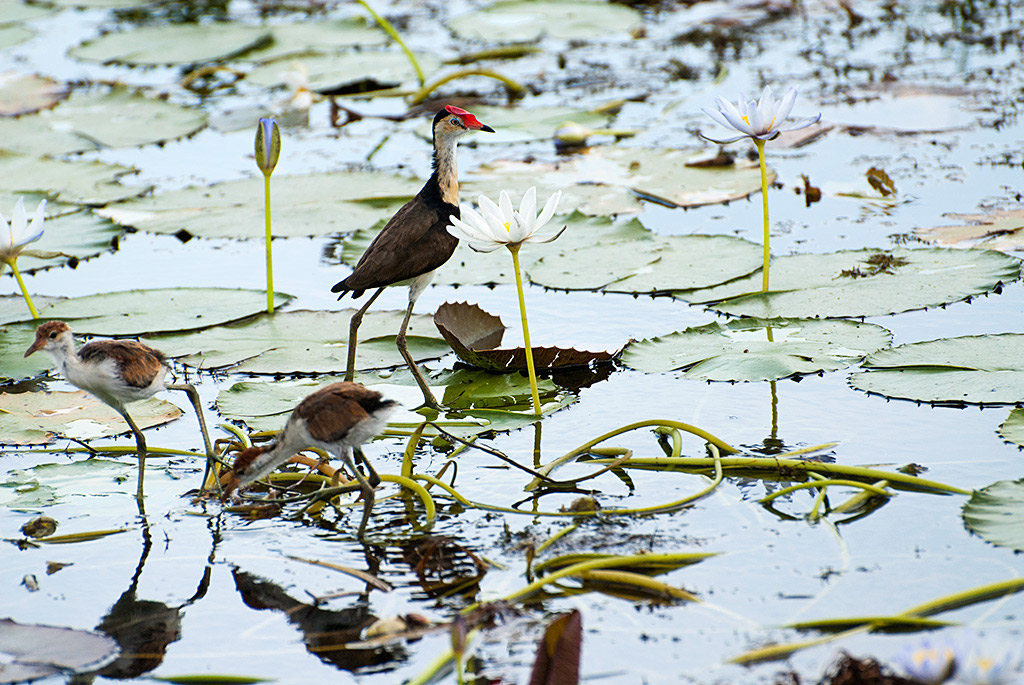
355 0 425 87
9 259 39 319
264 173 274 314
754 138 770 292
510 245 542 415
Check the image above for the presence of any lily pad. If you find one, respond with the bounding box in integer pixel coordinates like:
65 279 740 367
849 334 1024 406
0 153 146 206
3 288 293 336
434 301 619 371
530 234 764 294
0 618 120 682
0 24 33 51
998 408 1024 447
337 212 650 287
245 51 439 92
0 72 69 117
70 24 272 66
0 390 181 445
0 321 50 382
417 105 611 146
621 318 892 382
0 0 55 24
685 248 1021 319
916 210 1024 251
97 171 419 239
0 87 207 156
15 210 123 274
962 479 1024 552
449 0 642 42
147 309 449 374
240 18 387 63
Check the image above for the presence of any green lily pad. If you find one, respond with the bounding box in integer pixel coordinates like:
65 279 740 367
417 105 611 146
449 0 642 42
849 334 1024 406
15 210 123 274
70 24 272 66
0 619 119 681
0 72 69 117
997 408 1024 447
962 479 1024 552
97 171 419 239
0 390 181 445
621 318 892 381
240 18 387 63
0 87 207 156
337 212 650 287
0 321 50 382
0 0 55 24
245 50 439 91
3 288 293 336
0 153 146 206
0 24 33 50
685 248 1021 319
147 309 449 374
530 234 764 294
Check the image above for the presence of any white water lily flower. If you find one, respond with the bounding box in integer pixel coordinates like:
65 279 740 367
702 85 821 143
448 187 564 253
952 634 1022 684
894 637 956 684
0 197 46 265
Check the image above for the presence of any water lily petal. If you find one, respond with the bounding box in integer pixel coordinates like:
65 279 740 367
701 106 734 130
524 225 566 245
780 112 822 132
498 190 515 226
447 216 487 243
534 190 561 233
773 87 798 128
756 85 775 130
518 186 537 225
23 199 46 245
466 241 505 253
717 98 755 136
11 197 27 238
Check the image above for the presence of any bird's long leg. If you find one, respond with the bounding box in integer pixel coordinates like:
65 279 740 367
115 406 147 502
354 446 380 489
397 297 441 410
338 446 375 539
166 383 216 490
346 287 386 382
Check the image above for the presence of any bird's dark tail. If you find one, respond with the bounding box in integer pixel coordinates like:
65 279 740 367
330 279 364 300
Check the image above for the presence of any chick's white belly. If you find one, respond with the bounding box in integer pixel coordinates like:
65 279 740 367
64 358 167 405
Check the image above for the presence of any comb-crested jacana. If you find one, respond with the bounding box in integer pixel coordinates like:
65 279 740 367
223 382 397 538
331 105 494 410
25 321 215 501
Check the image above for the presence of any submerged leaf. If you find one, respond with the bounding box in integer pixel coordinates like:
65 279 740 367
622 318 891 382
0 618 119 682
963 479 1024 552
917 209 1024 251
850 334 1024 405
434 301 618 371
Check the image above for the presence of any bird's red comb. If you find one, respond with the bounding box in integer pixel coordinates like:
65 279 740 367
444 104 485 129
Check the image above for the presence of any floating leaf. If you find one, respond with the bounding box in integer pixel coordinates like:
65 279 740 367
0 153 146 206
820 86 982 133
148 309 448 374
0 25 33 51
997 408 1024 447
240 18 386 63
0 618 119 682
70 24 271 66
685 248 1021 319
245 50 439 91
530 234 763 294
0 72 69 117
2 288 293 336
0 322 50 382
962 479 1024 552
434 301 618 371
0 390 181 445
97 171 418 239
337 212 650 287
917 209 1024 251
0 0 55 24
417 105 611 145
0 87 207 155
449 0 641 41
622 318 891 382
15 210 123 274
849 334 1024 406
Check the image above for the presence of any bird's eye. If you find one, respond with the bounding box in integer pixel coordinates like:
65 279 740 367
450 117 461 126
48 332 56 339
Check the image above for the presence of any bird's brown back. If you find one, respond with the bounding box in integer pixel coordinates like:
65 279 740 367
78 340 166 389
294 382 397 443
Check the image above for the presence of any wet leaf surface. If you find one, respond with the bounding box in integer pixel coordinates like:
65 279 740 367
15 210 124 274
997 408 1024 447
0 154 146 206
0 72 69 117
70 24 272 66
0 618 120 682
448 0 641 41
917 209 1024 251
849 334 1024 405
240 18 386 62
962 479 1024 552
622 318 892 381
245 50 439 91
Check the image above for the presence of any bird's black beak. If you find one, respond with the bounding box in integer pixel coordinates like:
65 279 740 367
479 124 495 133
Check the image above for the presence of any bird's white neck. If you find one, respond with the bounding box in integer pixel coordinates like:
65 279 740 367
44 334 79 376
433 132 461 206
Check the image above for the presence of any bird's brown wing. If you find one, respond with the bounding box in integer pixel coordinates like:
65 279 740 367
295 382 387 443
77 340 166 389
332 193 459 295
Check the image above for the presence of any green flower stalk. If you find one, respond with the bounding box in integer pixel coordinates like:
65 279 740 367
447 187 565 415
702 86 821 292
1 197 47 319
255 117 281 314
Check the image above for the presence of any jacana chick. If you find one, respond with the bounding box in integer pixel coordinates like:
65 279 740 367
332 105 494 409
25 321 215 501
223 382 397 539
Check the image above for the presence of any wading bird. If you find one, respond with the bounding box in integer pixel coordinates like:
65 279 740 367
331 105 494 409
25 321 215 501
223 382 397 539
